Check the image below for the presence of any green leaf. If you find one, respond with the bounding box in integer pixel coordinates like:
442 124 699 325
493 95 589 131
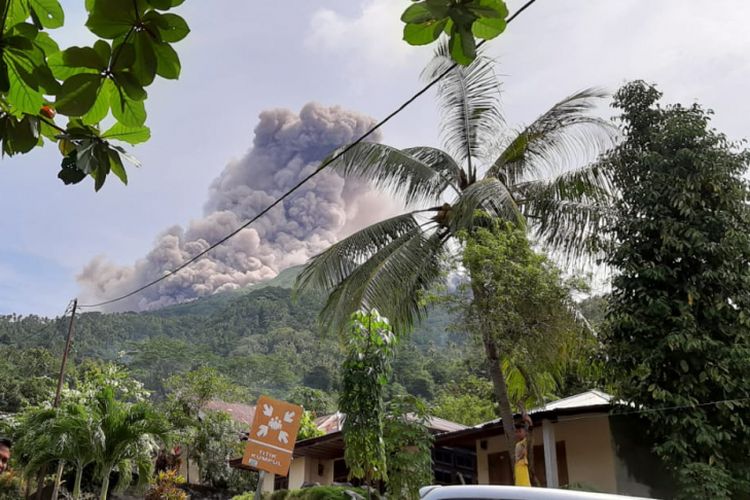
5 63 44 115
62 46 107 70
32 31 61 56
0 58 8 92
131 31 157 85
0 115 40 155
58 151 87 185
472 0 508 18
110 86 147 127
401 3 436 24
110 41 135 71
103 122 150 145
403 20 446 46
55 73 103 116
86 0 137 39
472 15 506 40
28 0 64 29
93 40 112 64
144 11 190 43
48 51 99 80
113 71 147 100
107 148 128 184
5 1 31 27
424 0 450 18
153 41 180 79
448 25 475 66
81 78 113 124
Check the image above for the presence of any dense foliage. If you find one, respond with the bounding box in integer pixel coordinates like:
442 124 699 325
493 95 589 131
383 396 433 500
0 277 491 416
461 218 589 467
401 0 508 65
339 310 396 486
0 0 189 190
603 81 750 498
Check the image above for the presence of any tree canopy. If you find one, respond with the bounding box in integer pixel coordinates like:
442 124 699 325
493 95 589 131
603 81 750 499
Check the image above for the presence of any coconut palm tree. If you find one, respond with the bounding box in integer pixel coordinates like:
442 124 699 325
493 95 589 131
296 43 614 466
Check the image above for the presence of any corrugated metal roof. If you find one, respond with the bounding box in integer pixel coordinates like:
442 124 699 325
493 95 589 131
426 415 468 433
464 389 614 430
532 389 613 412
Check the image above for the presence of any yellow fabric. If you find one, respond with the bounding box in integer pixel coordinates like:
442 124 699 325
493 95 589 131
514 438 531 487
514 460 531 487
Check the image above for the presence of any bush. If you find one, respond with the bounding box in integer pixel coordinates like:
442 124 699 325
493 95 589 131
145 470 188 500
233 485 373 500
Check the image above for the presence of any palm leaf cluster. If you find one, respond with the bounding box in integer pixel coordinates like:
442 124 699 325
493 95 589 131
13 387 167 500
297 43 615 334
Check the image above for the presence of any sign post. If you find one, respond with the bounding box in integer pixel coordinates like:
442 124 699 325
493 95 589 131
243 395 303 495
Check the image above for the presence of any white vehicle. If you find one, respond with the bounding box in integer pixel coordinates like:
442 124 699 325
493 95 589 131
419 485 654 500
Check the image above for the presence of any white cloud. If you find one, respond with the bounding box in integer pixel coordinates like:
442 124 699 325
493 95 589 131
306 0 422 73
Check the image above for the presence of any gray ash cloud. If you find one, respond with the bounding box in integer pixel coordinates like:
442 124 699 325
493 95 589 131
78 103 395 311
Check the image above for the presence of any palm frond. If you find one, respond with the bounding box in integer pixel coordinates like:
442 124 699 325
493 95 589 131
520 179 611 263
295 212 424 294
488 88 615 185
449 177 523 233
325 142 454 206
402 146 465 192
319 230 447 335
423 40 503 178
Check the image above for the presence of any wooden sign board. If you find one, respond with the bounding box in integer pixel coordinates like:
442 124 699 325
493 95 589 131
242 395 303 477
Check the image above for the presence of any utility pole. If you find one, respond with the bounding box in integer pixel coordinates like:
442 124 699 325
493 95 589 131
37 299 78 500
54 299 78 406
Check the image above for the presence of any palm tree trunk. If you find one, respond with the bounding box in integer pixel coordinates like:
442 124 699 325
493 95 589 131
73 465 84 500
51 461 64 499
99 469 111 500
481 330 517 481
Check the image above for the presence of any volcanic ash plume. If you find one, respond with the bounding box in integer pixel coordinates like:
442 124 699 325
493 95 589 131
78 103 394 312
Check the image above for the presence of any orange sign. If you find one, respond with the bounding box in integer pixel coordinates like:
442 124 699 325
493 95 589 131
242 396 303 477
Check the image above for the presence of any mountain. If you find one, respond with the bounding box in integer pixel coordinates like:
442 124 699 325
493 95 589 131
0 266 474 403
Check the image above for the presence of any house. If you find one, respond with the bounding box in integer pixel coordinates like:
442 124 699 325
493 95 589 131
435 390 670 497
230 390 671 498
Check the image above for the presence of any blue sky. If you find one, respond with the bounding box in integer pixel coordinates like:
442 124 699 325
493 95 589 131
2 0 750 315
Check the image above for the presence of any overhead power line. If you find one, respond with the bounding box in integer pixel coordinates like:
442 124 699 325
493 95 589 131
79 0 539 309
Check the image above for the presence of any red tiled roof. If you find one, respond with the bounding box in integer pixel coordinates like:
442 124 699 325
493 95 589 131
204 401 256 427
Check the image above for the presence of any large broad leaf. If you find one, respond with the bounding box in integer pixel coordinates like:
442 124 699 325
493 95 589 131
62 46 107 71
144 11 190 43
5 1 31 27
110 85 147 127
80 78 114 124
5 63 44 115
28 0 64 29
0 115 40 155
131 31 157 85
107 148 128 184
153 41 180 79
449 23 476 66
113 71 147 101
103 122 150 145
404 20 446 46
47 51 98 80
472 15 506 40
55 73 103 116
401 3 437 24
58 151 87 185
86 0 138 39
